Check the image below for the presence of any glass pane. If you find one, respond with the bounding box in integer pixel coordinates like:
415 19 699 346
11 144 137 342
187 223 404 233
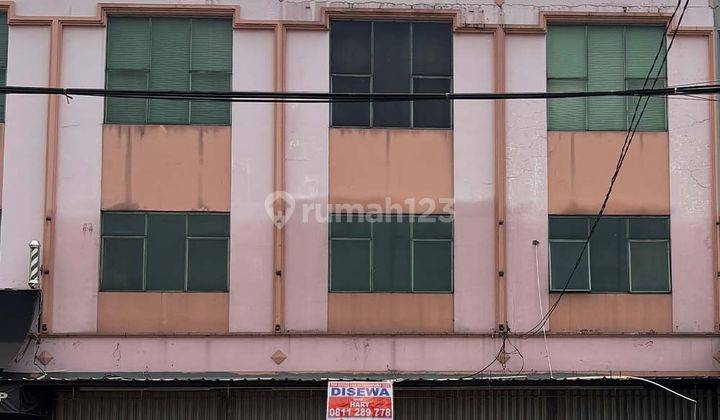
629 216 669 240
413 77 451 129
331 75 370 127
105 69 148 124
549 216 588 240
412 22 452 76
146 214 186 291
101 238 144 291
630 241 670 292
547 26 587 78
547 79 587 131
413 241 452 292
191 18 232 72
190 71 231 125
372 219 411 292
587 26 627 131
103 212 146 236
373 22 411 128
625 26 666 79
549 241 590 291
0 14 8 70
626 78 666 131
413 215 453 240
148 18 190 124
188 213 229 237
589 217 629 292
330 21 371 74
187 239 228 291
107 17 151 70
330 213 371 238
330 239 371 291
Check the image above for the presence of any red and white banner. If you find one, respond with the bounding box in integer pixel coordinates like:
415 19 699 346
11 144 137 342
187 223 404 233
326 381 393 419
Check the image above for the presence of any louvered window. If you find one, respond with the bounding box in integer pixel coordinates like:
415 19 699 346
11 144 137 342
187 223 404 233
547 25 667 131
105 17 232 125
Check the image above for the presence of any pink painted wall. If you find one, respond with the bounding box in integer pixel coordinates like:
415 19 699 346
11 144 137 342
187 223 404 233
0 26 50 289
283 30 329 332
0 0 717 377
668 36 715 333
52 27 105 333
230 29 276 333
10 335 720 374
504 34 549 332
452 32 496 332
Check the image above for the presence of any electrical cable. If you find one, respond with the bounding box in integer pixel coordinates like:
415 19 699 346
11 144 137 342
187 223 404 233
522 0 688 338
458 333 508 379
0 83 720 103
533 240 552 377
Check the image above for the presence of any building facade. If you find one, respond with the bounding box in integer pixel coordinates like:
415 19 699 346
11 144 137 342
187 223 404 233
0 0 719 418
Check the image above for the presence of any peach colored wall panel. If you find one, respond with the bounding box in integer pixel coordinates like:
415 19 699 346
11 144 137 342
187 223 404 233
328 293 453 333
97 292 229 334
548 131 669 215
549 293 672 333
101 125 231 212
329 128 453 213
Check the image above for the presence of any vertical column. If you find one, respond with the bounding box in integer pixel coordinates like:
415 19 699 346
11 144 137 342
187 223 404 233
452 32 496 332
51 26 105 333
0 26 50 289
230 29 276 332
284 30 329 331
504 34 549 332
668 36 715 332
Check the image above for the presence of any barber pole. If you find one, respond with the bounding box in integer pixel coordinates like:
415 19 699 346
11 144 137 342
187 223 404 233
28 240 40 289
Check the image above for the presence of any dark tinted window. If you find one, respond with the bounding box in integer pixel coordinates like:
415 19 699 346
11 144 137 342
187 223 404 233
330 20 452 128
329 215 453 292
100 212 230 292
549 216 670 293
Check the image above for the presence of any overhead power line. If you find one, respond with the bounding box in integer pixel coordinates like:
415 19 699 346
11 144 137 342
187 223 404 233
0 83 717 103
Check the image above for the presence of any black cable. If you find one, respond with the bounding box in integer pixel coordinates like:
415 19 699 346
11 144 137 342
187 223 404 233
459 334 507 379
523 0 689 338
0 82 719 103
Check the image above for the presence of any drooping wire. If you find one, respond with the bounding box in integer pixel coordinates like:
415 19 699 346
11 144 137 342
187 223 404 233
0 82 719 103
522 0 689 338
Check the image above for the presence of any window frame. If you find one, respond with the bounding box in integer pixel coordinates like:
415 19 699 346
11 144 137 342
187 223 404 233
103 16 233 126
546 24 668 132
548 215 671 294
328 214 454 293
100 211 230 292
329 19 454 130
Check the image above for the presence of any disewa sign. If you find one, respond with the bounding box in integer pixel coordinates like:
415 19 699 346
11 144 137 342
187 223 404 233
326 381 393 419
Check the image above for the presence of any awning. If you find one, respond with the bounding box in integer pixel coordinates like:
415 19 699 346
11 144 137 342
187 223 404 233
0 289 39 371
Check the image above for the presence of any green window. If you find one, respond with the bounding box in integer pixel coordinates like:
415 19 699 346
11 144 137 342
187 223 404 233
547 25 667 131
101 212 230 292
105 16 232 125
0 14 8 122
549 216 670 293
330 20 453 129
329 214 453 292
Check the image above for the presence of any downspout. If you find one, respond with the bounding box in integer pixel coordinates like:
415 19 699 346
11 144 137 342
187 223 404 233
273 23 286 333
494 22 508 332
40 19 61 333
711 0 720 332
